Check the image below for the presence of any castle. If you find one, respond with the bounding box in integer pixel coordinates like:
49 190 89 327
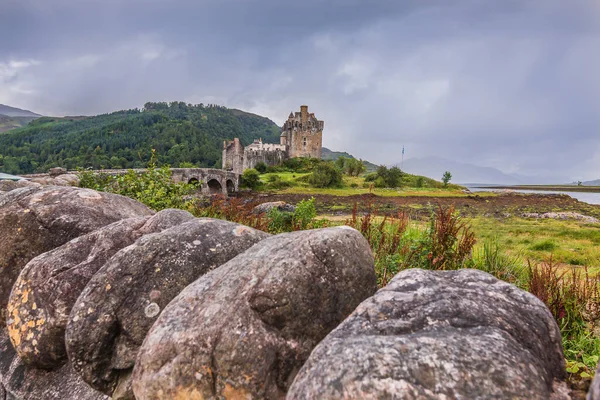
223 105 324 174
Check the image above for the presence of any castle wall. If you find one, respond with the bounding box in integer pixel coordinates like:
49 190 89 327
283 105 324 159
223 105 323 174
222 138 244 175
242 140 288 171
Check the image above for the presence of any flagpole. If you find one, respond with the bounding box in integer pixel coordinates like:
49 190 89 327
401 145 404 170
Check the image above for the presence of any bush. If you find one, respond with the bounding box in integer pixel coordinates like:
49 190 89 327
265 174 291 190
373 165 403 188
416 176 424 188
527 260 600 379
78 152 196 211
404 206 476 270
241 168 261 189
254 162 268 174
308 162 343 188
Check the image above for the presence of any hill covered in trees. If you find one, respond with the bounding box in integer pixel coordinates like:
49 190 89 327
0 102 281 174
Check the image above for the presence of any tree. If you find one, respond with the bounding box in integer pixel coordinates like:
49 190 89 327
241 168 261 189
387 166 403 187
334 156 347 171
442 171 452 187
345 158 366 177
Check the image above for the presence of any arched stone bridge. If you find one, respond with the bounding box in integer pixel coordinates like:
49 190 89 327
170 168 240 195
24 168 241 196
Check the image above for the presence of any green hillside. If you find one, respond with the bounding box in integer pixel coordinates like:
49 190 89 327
0 102 281 174
0 115 38 133
321 147 379 172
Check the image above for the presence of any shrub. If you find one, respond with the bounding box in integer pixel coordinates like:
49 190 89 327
416 176 424 188
527 259 600 378
254 162 268 174
78 150 196 211
374 176 387 188
530 239 558 251
308 162 343 188
345 202 408 286
241 168 261 189
404 205 476 270
373 165 403 188
265 174 291 190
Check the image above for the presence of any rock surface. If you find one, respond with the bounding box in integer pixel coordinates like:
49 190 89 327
0 332 107 400
65 218 270 398
0 186 153 326
133 226 377 400
588 362 600 400
6 209 194 369
253 201 296 214
523 211 599 224
287 268 568 400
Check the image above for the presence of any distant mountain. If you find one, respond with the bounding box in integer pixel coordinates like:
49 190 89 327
0 104 41 118
0 104 41 133
321 147 378 172
401 156 569 185
582 179 600 186
0 115 39 133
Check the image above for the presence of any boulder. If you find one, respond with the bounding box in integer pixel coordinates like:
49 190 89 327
253 201 296 214
588 362 600 400
132 226 377 400
0 331 107 400
48 167 67 177
52 173 80 187
0 186 153 326
6 209 194 369
287 268 568 400
65 218 270 398
0 179 40 192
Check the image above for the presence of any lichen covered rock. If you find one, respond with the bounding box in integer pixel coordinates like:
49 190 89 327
0 186 153 326
6 209 194 369
132 226 377 400
0 331 107 400
65 218 270 398
287 268 568 400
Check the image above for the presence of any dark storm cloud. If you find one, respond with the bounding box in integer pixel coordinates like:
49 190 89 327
1 0 599 179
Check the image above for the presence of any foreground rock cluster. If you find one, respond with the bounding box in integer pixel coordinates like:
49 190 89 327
0 183 585 399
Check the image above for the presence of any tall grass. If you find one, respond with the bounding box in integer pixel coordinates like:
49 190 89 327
345 202 408 285
527 259 600 379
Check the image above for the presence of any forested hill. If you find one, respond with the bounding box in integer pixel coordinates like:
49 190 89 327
0 102 281 174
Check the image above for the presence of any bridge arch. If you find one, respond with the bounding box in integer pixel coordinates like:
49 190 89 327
226 179 235 194
207 179 223 194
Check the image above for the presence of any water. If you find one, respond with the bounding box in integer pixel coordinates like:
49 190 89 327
466 186 600 205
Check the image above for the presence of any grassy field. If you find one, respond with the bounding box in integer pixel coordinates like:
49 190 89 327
258 171 486 198
468 217 600 272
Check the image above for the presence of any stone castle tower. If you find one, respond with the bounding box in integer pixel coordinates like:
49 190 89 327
223 105 324 174
280 105 324 159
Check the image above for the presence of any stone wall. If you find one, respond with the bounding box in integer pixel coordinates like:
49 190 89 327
282 105 324 159
222 138 244 175
242 140 288 171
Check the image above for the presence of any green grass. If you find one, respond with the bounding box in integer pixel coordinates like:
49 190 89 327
468 217 600 270
257 172 492 198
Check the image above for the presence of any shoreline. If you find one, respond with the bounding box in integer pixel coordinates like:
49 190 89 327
473 185 600 193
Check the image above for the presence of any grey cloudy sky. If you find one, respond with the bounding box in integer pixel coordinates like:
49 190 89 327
1 0 599 180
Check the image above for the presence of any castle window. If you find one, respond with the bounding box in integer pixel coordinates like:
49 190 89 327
303 137 307 147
